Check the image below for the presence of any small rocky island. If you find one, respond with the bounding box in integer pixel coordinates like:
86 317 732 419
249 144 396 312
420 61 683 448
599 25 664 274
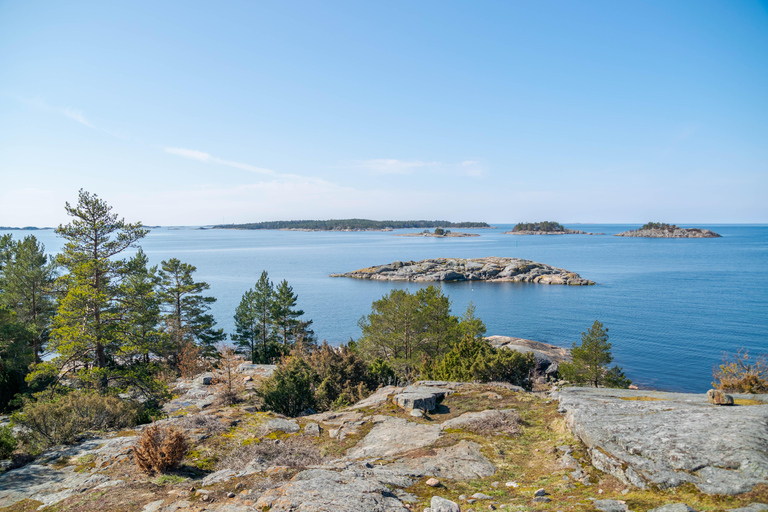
615 222 721 238
504 221 604 235
395 228 479 238
330 257 594 285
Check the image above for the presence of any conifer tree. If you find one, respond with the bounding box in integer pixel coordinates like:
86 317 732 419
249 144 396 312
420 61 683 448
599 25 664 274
271 279 314 351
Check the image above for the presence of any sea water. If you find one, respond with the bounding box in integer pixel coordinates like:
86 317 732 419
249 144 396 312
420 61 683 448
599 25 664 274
3 224 766 393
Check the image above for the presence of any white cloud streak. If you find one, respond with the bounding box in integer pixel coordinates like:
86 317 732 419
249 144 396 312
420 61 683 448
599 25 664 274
164 147 276 176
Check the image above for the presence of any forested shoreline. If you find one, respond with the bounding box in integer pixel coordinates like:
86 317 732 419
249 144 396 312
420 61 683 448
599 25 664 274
213 219 491 231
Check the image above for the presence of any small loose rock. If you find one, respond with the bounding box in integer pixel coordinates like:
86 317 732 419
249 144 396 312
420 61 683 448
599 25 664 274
426 478 441 487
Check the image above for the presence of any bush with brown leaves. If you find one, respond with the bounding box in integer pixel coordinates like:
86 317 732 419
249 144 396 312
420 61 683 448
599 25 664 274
713 349 768 393
465 409 522 436
133 423 188 475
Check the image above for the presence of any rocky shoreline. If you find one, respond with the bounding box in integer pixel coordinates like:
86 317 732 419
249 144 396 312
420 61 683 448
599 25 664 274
615 227 721 238
395 232 479 238
505 229 604 235
330 257 595 285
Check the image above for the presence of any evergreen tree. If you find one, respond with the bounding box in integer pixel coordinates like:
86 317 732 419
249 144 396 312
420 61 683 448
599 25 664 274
232 271 278 363
416 286 458 359
119 250 162 365
0 305 34 411
271 279 314 351
157 258 225 364
0 235 57 363
39 189 147 392
559 320 631 388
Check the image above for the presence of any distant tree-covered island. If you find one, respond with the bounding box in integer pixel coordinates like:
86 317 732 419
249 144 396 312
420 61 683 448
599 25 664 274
0 226 52 231
505 221 603 235
213 219 491 231
615 222 721 238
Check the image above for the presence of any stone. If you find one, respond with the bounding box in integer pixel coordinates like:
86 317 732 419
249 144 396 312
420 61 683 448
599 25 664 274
593 499 629 512
431 496 461 512
143 501 165 512
649 504 699 512
395 392 438 412
707 389 734 406
471 492 493 499
304 422 321 437
532 497 551 503
505 482 519 488
440 409 516 431
557 387 768 494
387 440 496 480
411 409 425 418
255 471 409 511
534 489 547 496
346 418 441 459
227 492 236 498
426 478 441 487
265 418 301 434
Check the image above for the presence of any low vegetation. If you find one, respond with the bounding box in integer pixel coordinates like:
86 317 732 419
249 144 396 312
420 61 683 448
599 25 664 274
713 349 768 393
559 320 631 388
638 222 679 231
133 423 188 475
213 219 490 230
512 221 565 232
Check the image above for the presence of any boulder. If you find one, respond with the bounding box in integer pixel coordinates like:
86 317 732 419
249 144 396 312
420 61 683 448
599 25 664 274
707 389 734 406
265 418 300 434
430 496 461 512
649 505 699 512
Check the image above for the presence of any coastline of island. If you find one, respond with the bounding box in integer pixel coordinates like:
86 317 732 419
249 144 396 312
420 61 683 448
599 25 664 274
615 222 721 238
503 221 604 235
212 219 492 231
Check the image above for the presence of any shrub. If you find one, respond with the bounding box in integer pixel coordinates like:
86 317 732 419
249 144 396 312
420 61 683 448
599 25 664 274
307 342 375 411
464 409 521 436
177 414 230 435
256 355 317 417
133 423 188 475
426 336 535 388
213 344 245 406
11 391 141 448
0 426 17 459
713 349 768 393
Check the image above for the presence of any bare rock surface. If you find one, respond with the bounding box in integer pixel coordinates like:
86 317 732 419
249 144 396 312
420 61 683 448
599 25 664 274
255 469 410 511
386 440 496 480
330 257 594 285
346 417 441 459
556 387 768 494
439 409 515 431
615 227 721 238
487 335 571 375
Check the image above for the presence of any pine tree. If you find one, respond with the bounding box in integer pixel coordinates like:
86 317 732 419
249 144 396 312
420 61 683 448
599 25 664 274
271 279 314 352
119 250 162 365
232 271 278 363
42 189 147 392
158 258 225 365
559 320 631 388
0 235 56 363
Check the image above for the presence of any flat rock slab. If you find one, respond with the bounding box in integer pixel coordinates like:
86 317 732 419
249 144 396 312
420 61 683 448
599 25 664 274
557 387 768 494
346 417 441 459
331 257 594 285
387 440 496 480
440 409 515 431
256 470 410 511
350 386 403 409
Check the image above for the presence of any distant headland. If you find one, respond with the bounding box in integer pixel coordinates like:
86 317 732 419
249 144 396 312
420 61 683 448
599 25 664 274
504 221 604 235
213 219 491 231
615 222 721 238
0 226 52 231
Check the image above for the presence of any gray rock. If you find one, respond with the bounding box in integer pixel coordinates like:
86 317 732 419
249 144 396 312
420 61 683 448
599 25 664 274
431 496 461 512
331 257 594 285
726 506 768 512
202 468 237 486
440 409 516 431
707 389 734 405
256 470 409 511
387 440 496 480
649 504 698 512
346 418 441 459
534 488 548 496
594 500 629 512
265 418 300 434
558 387 768 494
411 409 426 418
532 496 552 503
304 422 321 437
471 492 493 499
143 500 165 512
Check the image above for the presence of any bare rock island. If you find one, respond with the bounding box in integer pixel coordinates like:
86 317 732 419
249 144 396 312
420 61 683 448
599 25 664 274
330 257 595 285
615 223 721 238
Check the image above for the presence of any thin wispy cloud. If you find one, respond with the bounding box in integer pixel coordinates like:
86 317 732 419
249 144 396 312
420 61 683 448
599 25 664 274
61 107 95 128
8 94 127 139
164 147 277 176
356 159 440 175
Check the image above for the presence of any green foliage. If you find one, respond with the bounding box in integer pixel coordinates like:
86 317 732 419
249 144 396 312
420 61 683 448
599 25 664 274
256 355 317 416
158 258 225 363
357 286 469 379
512 221 565 232
713 349 768 393
233 271 314 364
0 305 35 411
425 336 535 387
214 219 490 230
0 425 17 459
639 222 678 231
559 320 631 388
11 390 141 449
308 342 375 411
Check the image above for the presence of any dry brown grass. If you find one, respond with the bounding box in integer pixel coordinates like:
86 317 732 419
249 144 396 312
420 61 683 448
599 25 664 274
133 423 189 475
219 435 326 472
176 413 230 434
463 409 522 436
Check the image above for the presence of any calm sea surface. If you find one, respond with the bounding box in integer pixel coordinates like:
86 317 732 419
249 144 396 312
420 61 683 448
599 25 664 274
3 224 767 393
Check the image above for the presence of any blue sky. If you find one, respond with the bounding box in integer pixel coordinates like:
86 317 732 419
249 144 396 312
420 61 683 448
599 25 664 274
1 1 767 226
